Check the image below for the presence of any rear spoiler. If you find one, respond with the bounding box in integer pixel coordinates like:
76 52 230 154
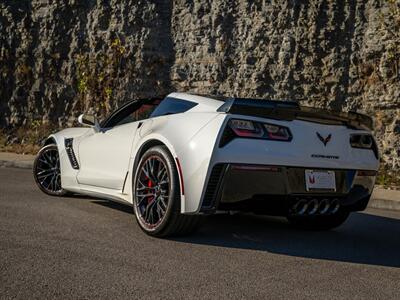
217 98 373 130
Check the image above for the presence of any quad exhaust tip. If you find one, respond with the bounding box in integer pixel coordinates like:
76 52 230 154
291 198 340 216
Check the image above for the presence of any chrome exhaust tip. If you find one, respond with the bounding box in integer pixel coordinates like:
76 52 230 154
318 199 330 215
329 199 340 214
292 199 308 216
306 199 319 215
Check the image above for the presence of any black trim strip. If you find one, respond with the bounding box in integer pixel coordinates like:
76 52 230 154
122 171 129 194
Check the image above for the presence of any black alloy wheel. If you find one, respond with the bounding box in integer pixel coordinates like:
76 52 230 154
135 155 170 228
133 146 201 237
33 144 67 196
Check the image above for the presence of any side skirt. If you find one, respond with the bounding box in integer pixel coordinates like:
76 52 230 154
64 184 132 205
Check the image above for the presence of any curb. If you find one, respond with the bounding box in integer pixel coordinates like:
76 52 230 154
0 152 35 169
369 188 400 211
369 199 400 211
0 159 34 169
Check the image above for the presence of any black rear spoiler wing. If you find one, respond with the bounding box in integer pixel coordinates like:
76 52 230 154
217 98 373 130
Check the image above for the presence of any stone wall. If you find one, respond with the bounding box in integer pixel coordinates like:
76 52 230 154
0 0 399 168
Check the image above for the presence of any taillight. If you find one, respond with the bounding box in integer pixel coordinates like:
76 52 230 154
229 119 264 138
263 124 292 140
350 134 373 149
220 118 292 146
350 133 379 159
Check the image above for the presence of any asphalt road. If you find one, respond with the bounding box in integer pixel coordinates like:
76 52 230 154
1 167 399 299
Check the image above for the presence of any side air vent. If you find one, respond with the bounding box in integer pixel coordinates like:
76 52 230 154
64 138 79 169
201 164 226 212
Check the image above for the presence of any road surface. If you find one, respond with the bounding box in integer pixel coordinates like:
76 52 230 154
0 167 399 299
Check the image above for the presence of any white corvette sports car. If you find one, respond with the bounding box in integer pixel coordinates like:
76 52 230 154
33 93 379 236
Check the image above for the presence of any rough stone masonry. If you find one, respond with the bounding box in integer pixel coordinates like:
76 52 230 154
0 0 399 169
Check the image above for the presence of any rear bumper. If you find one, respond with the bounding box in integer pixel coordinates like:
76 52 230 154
200 163 375 215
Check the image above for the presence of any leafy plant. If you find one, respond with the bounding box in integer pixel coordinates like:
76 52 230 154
376 166 400 189
75 37 127 118
0 121 58 154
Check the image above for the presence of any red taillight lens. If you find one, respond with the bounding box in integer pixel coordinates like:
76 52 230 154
227 119 292 141
264 124 292 140
229 119 264 138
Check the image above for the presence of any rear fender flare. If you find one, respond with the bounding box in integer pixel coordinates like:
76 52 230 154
128 134 185 209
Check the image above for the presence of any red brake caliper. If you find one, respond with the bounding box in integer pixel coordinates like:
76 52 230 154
147 178 154 204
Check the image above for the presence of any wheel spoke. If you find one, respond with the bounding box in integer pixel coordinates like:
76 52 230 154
143 162 153 182
136 192 155 198
158 179 169 186
137 197 148 207
49 174 57 191
137 178 147 188
156 202 166 221
158 196 167 209
44 151 54 166
136 186 150 192
148 159 155 176
149 158 160 183
39 173 55 185
44 172 54 191
39 158 53 167
157 166 166 181
37 169 53 176
152 201 161 223
144 200 156 223
150 205 156 224
38 170 55 179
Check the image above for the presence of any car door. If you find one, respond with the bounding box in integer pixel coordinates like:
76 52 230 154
76 98 162 191
76 122 138 190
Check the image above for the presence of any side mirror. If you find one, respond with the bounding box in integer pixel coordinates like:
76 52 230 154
78 114 100 131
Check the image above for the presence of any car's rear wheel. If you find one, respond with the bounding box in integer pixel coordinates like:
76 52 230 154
133 146 201 237
33 144 67 196
287 210 350 230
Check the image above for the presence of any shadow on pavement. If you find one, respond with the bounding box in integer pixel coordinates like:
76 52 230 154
91 199 133 214
173 212 400 268
87 197 400 268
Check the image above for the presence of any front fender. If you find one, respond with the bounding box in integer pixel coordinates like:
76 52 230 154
45 128 90 190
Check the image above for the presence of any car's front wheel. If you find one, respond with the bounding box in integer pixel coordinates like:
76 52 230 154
33 144 67 196
133 146 201 237
287 210 350 230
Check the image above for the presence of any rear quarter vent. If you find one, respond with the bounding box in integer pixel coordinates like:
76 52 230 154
201 164 227 211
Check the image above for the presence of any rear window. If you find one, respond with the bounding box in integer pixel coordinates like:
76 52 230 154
150 97 198 118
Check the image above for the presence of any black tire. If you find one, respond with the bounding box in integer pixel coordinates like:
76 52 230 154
132 145 201 237
287 210 350 230
33 144 67 196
